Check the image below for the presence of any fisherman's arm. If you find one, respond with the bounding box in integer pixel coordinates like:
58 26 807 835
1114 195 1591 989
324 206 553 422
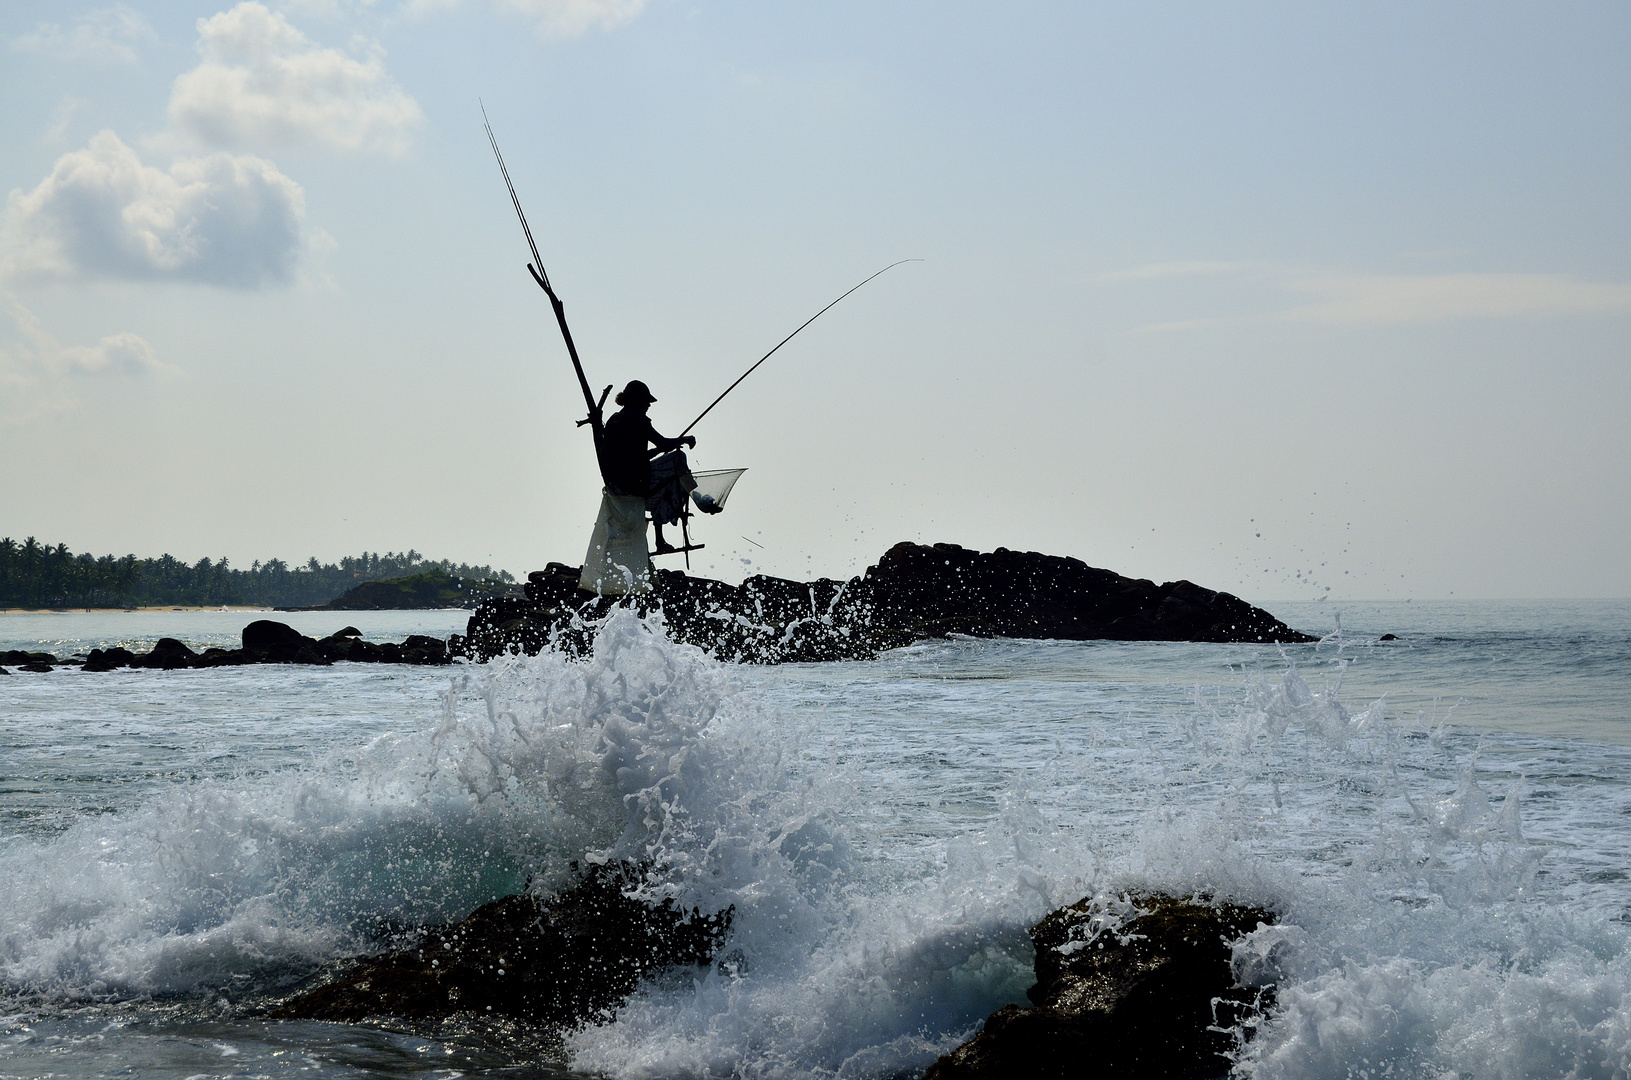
645 419 696 455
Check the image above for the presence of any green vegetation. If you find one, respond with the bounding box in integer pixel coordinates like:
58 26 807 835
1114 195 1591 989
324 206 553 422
0 537 515 609
316 568 510 610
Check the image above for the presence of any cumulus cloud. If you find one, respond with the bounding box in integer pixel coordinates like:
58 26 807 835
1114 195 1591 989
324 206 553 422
0 295 171 428
11 4 156 65
1 130 308 288
168 2 422 154
409 0 646 38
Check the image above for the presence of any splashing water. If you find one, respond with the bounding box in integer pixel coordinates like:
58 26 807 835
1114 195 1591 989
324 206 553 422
2 609 1630 1079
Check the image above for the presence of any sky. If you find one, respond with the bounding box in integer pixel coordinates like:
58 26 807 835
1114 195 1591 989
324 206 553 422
1 0 1627 603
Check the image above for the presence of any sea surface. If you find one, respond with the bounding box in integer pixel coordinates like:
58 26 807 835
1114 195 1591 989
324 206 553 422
1 600 1629 1079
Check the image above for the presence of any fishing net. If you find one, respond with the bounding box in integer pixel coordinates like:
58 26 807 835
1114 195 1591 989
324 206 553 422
690 469 746 515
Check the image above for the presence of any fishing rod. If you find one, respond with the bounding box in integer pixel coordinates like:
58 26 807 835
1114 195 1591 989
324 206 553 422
481 104 611 471
679 259 921 438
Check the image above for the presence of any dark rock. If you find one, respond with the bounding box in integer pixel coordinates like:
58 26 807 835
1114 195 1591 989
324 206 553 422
272 862 731 1032
1379 633 1398 642
20 661 53 673
924 894 1276 1080
136 638 199 670
243 619 305 656
334 626 362 638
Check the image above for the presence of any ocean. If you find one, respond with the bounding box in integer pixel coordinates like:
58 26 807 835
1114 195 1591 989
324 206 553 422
2 599 1629 1079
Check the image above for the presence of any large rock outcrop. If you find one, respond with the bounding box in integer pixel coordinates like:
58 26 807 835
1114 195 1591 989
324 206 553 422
458 542 1315 664
273 862 730 1034
925 893 1277 1080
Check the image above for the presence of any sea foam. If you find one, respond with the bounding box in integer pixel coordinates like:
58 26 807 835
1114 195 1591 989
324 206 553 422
3 612 1630 1079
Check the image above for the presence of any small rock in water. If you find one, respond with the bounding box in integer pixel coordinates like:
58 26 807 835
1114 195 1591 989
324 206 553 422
272 861 731 1034
925 892 1277 1080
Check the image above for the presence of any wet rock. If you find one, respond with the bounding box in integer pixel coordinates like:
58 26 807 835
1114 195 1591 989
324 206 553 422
334 626 362 638
272 862 731 1032
1380 633 1398 642
19 661 53 673
924 893 1276 1080
83 646 138 672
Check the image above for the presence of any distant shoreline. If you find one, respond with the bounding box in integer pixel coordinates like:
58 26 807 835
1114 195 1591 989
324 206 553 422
0 606 471 615
0 606 276 614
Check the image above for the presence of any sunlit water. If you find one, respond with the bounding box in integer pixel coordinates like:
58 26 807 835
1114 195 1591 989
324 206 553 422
1 601 1629 1079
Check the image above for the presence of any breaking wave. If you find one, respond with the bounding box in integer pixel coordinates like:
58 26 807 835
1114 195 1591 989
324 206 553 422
2 610 1629 1078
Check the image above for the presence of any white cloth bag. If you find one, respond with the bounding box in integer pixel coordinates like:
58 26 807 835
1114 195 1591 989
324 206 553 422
578 490 652 595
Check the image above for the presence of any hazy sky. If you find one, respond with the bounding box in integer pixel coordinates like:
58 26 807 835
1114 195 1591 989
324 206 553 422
2 1 1627 602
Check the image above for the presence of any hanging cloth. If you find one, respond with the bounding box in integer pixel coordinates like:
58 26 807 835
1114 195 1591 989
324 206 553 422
578 491 652 595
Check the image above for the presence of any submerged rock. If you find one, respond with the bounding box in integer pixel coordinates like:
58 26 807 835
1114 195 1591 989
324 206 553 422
273 862 731 1033
1 650 57 666
461 541 1315 664
924 893 1276 1080
74 621 452 672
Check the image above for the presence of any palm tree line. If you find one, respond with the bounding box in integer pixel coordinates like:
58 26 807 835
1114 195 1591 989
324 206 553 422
0 538 514 609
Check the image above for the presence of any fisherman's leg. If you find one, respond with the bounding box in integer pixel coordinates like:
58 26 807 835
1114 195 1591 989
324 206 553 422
653 522 675 553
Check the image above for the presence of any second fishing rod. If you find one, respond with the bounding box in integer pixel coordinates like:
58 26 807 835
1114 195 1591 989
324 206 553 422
483 109 917 446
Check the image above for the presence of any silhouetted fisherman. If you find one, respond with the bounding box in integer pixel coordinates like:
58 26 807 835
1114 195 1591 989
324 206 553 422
602 380 698 553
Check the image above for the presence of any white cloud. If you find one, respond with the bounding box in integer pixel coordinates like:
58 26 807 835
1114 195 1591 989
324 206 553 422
0 294 171 428
409 0 646 38
1282 272 1631 325
11 4 156 65
1 130 308 288
169 2 422 154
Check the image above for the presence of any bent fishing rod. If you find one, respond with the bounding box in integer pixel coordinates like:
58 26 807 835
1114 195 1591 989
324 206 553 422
485 106 918 445
481 105 612 470
678 259 920 438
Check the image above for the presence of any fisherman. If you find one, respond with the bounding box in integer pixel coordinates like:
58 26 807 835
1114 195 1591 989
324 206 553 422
602 380 698 553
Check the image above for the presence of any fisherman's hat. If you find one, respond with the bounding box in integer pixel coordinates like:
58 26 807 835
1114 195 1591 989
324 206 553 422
620 380 657 404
